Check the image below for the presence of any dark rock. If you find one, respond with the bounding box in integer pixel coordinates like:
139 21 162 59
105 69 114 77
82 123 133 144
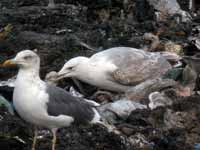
134 0 155 22
152 129 193 150
0 86 13 101
0 106 131 150
127 109 152 127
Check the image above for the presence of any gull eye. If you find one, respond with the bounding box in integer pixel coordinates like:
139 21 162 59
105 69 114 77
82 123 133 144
23 55 32 60
68 67 73 70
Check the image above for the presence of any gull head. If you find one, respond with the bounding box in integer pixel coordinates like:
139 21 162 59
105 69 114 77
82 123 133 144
57 56 89 79
3 50 40 70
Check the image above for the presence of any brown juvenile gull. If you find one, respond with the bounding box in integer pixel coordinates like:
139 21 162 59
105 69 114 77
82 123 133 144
3 50 101 150
57 47 172 92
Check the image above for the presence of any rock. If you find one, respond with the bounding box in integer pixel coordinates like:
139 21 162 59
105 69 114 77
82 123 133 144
0 77 15 87
182 65 197 87
143 32 183 56
98 99 147 124
146 0 191 22
0 86 14 101
97 103 118 124
134 0 155 22
107 99 147 118
163 67 183 81
0 24 13 40
164 41 183 54
189 37 200 50
148 91 173 110
183 54 200 75
69 86 84 98
163 109 197 129
157 51 182 66
175 85 192 97
128 133 153 149
127 109 152 126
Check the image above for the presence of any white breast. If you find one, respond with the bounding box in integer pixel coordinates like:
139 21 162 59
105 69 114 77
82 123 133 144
13 77 49 126
13 73 74 129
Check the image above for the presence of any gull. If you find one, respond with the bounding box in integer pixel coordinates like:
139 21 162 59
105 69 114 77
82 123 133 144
57 47 171 92
3 50 101 150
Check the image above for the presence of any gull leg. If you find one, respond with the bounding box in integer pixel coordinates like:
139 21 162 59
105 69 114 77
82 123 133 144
51 128 58 150
32 127 38 150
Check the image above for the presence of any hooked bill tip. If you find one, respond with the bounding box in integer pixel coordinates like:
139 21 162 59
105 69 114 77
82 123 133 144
2 60 16 67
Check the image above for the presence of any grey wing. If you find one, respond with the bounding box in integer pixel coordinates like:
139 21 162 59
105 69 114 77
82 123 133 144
112 53 172 85
90 47 148 68
91 47 171 85
46 84 95 124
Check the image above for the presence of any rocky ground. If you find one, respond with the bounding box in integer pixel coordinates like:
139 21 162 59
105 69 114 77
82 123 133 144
0 0 200 150
0 106 130 150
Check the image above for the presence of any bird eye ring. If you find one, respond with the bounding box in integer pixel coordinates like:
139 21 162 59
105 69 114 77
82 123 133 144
68 67 73 70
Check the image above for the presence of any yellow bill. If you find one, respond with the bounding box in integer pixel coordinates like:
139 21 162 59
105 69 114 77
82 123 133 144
2 59 16 67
